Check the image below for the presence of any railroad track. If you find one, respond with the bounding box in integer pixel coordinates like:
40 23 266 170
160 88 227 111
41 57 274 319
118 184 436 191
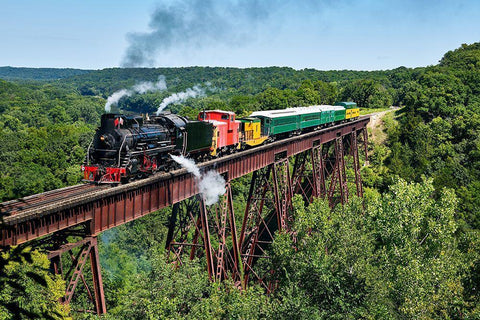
0 184 107 218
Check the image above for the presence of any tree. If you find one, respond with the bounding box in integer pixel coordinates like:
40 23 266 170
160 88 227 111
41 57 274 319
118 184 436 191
340 79 392 109
313 80 338 104
269 179 470 319
108 256 273 319
0 248 70 319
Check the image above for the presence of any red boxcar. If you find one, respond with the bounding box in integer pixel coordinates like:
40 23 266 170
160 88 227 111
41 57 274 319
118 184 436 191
198 110 240 155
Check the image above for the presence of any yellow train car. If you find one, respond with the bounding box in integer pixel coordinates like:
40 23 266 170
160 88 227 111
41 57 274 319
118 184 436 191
239 117 268 147
336 102 359 120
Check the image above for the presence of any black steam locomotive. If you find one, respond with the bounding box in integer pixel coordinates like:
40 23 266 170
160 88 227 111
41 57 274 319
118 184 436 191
83 113 213 183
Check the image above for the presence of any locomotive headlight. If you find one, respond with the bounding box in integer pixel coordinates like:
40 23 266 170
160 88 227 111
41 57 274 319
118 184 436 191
100 135 105 141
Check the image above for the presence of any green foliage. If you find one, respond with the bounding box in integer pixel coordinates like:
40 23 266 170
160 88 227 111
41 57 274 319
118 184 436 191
270 179 472 319
106 256 273 320
0 123 93 201
0 66 91 81
0 79 102 201
2 43 480 318
0 248 70 319
382 43 480 228
340 79 392 109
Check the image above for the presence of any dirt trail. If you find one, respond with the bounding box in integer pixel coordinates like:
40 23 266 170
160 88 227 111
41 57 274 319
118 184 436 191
367 108 397 145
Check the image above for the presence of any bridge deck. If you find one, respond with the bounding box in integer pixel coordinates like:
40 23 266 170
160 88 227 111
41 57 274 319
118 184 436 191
0 116 369 246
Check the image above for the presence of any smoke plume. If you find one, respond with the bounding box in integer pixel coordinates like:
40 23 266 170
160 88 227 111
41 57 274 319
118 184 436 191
121 0 273 67
104 75 167 112
156 85 206 115
170 155 226 205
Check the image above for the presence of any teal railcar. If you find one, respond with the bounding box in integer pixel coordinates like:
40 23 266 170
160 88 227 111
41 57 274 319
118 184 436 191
250 103 352 138
332 106 346 122
297 108 322 129
318 106 336 124
250 109 300 136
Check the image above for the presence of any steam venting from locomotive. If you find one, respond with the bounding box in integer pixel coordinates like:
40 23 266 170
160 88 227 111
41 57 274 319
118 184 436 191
105 75 167 112
156 85 206 115
170 155 226 205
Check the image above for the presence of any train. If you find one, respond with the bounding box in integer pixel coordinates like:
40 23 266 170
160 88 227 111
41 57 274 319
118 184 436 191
82 102 359 183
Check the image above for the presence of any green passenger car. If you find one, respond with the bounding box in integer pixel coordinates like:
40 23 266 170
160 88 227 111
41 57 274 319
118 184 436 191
331 106 346 122
298 108 322 129
317 106 336 124
250 109 300 136
250 103 352 138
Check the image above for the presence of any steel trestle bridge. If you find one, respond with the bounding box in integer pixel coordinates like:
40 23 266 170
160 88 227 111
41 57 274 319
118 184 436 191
0 116 369 314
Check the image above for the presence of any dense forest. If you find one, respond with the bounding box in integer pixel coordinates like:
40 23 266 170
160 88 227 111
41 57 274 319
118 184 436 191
0 64 398 202
0 43 479 319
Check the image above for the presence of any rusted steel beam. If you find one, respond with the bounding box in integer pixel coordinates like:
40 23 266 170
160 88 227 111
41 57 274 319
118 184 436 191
313 145 327 199
337 137 349 205
239 165 275 287
198 197 215 281
46 236 106 315
272 158 293 232
89 237 106 315
362 126 369 163
1 117 369 247
165 183 242 284
351 131 364 198
225 184 241 284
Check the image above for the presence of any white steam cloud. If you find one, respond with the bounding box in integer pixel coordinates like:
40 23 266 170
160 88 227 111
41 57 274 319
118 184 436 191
170 155 226 205
156 85 206 115
104 75 167 112
170 155 201 179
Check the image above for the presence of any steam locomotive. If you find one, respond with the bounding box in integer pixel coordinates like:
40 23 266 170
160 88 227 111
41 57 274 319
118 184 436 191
82 113 214 183
83 103 359 183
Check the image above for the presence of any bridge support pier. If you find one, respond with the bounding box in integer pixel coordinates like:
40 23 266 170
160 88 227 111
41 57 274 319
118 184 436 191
48 235 106 315
239 129 368 289
166 182 242 285
238 157 295 292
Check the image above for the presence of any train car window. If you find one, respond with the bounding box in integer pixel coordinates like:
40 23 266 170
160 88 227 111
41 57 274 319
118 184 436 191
221 114 229 120
231 115 234 121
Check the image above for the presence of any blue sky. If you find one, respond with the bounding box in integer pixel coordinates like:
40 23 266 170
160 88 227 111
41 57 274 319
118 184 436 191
1 0 479 70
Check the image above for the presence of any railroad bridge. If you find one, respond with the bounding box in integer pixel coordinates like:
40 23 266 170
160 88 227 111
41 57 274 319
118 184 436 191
0 116 369 314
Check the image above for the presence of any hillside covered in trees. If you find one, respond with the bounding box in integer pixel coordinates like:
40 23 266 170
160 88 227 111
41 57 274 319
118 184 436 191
0 43 480 319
